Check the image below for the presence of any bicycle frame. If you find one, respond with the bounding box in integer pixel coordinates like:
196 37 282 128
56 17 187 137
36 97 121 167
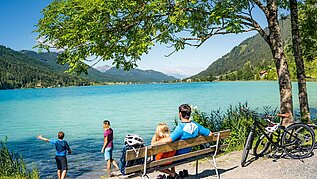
251 116 305 152
250 118 283 149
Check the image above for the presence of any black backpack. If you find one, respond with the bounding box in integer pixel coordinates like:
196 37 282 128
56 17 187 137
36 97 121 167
119 144 144 175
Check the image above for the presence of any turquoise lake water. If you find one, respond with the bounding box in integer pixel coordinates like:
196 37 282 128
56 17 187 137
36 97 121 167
0 81 317 178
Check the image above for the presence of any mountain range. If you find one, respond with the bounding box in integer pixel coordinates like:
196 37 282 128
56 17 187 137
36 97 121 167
95 65 112 73
0 45 176 89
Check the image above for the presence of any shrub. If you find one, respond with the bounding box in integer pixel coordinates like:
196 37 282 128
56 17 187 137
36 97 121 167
0 137 39 179
180 103 278 152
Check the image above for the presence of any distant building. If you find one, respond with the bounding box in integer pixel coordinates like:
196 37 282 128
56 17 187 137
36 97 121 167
186 79 192 82
259 70 268 78
36 82 42 88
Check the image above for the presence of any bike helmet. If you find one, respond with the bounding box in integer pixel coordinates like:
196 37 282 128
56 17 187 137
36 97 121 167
124 134 144 146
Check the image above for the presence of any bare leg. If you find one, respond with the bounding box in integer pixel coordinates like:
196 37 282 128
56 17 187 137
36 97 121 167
171 167 175 173
159 169 177 177
111 159 120 170
61 170 67 179
107 159 111 176
57 170 61 179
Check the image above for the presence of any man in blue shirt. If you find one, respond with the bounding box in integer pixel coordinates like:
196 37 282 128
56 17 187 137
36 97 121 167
37 131 72 179
152 104 213 178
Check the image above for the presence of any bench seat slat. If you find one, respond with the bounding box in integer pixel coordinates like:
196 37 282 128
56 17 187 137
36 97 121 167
125 144 228 174
126 130 230 161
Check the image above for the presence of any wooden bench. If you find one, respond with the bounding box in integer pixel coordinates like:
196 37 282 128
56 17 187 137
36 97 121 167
124 130 231 179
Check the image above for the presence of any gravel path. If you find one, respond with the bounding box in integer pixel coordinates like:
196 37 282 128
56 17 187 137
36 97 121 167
110 150 317 179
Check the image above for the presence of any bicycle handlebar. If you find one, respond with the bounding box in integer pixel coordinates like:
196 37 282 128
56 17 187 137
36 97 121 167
239 108 289 124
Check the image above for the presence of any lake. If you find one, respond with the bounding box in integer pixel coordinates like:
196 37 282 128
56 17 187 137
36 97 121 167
0 81 317 178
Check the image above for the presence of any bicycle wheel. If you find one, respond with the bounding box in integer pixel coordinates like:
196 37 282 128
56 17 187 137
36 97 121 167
308 124 317 149
241 131 254 167
253 133 271 157
281 123 315 159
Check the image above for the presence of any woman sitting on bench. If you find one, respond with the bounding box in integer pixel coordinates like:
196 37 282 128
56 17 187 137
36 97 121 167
151 123 177 179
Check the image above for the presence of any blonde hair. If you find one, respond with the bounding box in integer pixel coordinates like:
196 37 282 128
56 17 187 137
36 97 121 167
155 123 170 139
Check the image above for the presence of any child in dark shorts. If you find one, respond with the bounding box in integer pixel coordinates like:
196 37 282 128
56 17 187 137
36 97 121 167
37 131 72 179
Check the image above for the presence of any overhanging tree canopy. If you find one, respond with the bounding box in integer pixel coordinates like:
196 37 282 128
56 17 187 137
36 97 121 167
36 0 296 124
299 0 317 61
35 0 284 73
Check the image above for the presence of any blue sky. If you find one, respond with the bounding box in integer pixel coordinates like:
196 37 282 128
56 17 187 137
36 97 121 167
0 0 268 77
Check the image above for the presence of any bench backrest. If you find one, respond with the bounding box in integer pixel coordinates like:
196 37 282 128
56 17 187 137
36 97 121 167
125 130 230 174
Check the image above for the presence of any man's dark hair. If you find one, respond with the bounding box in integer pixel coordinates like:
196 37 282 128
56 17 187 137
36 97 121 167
103 120 110 126
179 104 191 119
58 131 65 139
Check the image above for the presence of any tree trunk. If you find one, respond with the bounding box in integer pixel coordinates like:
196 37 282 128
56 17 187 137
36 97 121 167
290 0 310 122
266 1 293 126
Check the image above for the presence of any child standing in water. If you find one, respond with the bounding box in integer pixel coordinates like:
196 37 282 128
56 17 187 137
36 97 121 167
151 123 177 179
101 120 120 177
37 131 72 179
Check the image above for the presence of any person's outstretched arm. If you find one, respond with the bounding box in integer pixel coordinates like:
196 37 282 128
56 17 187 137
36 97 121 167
151 137 172 146
196 122 213 137
37 134 50 142
152 124 182 146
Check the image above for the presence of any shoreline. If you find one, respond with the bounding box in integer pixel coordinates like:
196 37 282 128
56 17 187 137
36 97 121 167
3 79 317 91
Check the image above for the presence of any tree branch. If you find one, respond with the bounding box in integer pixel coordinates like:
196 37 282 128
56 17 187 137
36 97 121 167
252 0 270 17
84 55 99 62
179 28 257 48
235 15 269 43
89 57 103 67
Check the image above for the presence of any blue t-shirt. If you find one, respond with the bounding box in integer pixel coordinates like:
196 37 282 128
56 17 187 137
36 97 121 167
50 139 70 157
170 121 211 155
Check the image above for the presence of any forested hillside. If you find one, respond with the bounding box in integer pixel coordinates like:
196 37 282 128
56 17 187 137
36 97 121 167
0 46 177 89
23 50 176 82
192 18 317 81
21 50 122 82
0 45 92 89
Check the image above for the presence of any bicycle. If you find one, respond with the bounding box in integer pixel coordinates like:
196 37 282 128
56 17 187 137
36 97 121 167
240 108 315 167
255 123 317 157
253 116 317 158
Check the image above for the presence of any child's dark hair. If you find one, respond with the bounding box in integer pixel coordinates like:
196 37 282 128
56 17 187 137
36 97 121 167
103 120 110 126
179 104 191 119
58 131 65 139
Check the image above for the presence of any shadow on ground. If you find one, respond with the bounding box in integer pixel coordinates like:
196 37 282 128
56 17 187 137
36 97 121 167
185 166 238 178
